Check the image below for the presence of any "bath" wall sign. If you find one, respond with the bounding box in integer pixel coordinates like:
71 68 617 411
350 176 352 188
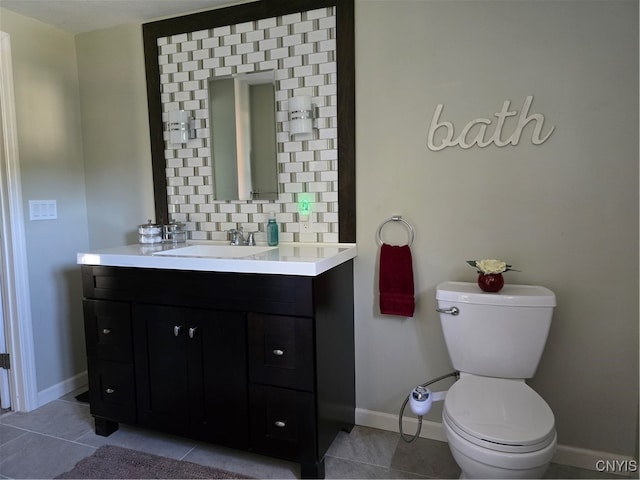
427 96 555 151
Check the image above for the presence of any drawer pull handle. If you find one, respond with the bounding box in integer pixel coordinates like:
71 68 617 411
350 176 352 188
105 388 116 394
102 328 112 335
173 325 182 337
272 349 284 356
189 327 197 339
274 420 287 428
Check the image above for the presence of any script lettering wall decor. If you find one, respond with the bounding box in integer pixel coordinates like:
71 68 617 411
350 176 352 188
427 96 555 151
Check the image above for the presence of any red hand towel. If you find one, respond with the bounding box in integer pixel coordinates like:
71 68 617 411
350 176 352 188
379 243 415 317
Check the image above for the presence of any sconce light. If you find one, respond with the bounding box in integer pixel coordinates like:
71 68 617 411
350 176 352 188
168 110 196 144
288 95 316 140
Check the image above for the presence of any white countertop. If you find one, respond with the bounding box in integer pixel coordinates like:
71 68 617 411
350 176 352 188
77 241 357 277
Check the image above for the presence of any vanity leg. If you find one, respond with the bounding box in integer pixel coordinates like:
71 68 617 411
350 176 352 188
341 422 354 433
94 417 118 436
300 459 325 479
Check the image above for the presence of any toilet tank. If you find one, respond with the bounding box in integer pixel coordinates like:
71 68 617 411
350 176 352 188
436 281 556 379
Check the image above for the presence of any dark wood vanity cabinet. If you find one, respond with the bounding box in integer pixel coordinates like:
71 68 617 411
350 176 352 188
81 261 355 479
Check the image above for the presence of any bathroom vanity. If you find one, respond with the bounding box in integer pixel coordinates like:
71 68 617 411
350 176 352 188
78 242 356 479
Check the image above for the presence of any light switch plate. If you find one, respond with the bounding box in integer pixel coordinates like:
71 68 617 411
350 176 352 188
29 200 57 220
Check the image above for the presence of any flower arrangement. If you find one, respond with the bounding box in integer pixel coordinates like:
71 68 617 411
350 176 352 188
466 259 519 292
466 259 518 275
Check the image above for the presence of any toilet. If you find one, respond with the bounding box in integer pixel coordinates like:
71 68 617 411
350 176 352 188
436 281 557 479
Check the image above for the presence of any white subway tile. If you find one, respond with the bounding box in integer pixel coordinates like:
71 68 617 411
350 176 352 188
307 29 329 43
160 43 178 55
214 45 232 57
258 60 278 71
234 21 255 34
293 20 314 34
268 25 289 38
237 63 255 74
246 51 265 64
306 8 331 21
293 43 314 56
319 15 336 29
269 47 289 60
235 42 255 55
224 55 243 67
257 17 277 29
223 33 242 46
307 52 329 65
191 30 210 40
282 55 303 68
182 40 198 51
213 25 231 37
283 33 303 47
318 39 336 52
244 29 265 43
181 60 199 71
258 38 278 51
201 37 219 49
171 33 188 43
282 13 302 25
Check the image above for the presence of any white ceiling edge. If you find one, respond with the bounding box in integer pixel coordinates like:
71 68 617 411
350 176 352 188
0 0 257 35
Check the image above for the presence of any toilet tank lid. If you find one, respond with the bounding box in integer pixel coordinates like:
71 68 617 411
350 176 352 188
436 281 556 307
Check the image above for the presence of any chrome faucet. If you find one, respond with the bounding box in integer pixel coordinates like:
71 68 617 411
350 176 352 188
228 228 256 246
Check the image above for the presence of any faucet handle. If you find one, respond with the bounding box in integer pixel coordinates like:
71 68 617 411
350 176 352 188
246 232 256 246
228 228 244 245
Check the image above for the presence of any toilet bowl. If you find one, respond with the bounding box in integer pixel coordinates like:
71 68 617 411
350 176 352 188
442 375 556 479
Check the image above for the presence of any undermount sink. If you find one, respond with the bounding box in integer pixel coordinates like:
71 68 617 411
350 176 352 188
153 244 277 259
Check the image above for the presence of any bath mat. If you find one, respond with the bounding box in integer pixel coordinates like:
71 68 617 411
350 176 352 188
56 444 252 479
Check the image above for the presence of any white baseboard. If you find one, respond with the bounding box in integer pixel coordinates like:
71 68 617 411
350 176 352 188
355 408 636 473
356 407 448 442
37 370 88 407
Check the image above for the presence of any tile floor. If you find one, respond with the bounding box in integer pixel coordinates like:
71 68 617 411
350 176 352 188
0 388 627 479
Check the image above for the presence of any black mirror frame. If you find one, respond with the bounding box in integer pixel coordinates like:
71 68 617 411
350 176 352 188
142 0 355 242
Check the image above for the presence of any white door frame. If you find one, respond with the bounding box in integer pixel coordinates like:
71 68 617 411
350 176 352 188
0 31 39 412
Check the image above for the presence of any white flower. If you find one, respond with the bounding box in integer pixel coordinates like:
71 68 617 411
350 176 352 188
466 259 518 274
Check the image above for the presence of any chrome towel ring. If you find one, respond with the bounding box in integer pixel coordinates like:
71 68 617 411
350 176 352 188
376 215 415 246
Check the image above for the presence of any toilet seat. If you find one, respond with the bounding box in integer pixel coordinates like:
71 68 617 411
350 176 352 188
443 376 555 454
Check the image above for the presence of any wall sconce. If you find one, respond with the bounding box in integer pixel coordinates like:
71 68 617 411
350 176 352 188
168 110 196 144
288 95 316 140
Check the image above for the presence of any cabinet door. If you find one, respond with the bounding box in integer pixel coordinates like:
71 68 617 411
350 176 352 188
189 308 248 448
133 305 248 448
133 304 190 435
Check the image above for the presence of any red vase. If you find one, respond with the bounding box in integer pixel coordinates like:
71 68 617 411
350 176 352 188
477 273 504 292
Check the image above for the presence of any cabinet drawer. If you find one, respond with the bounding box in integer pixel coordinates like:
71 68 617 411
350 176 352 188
248 314 314 391
249 385 316 462
88 361 136 423
83 300 132 363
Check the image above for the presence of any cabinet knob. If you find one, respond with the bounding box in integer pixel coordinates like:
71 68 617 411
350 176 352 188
189 327 198 339
274 420 287 428
272 349 285 356
174 325 182 337
105 388 116 394
102 328 112 335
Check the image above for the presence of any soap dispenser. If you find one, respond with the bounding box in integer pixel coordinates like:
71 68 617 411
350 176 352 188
267 212 279 246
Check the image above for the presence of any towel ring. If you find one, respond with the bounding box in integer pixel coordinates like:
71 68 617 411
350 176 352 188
376 216 415 246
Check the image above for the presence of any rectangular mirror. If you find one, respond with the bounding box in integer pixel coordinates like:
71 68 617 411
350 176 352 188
208 70 278 201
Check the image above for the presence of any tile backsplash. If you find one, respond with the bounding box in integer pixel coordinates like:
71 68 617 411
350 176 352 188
158 7 338 243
